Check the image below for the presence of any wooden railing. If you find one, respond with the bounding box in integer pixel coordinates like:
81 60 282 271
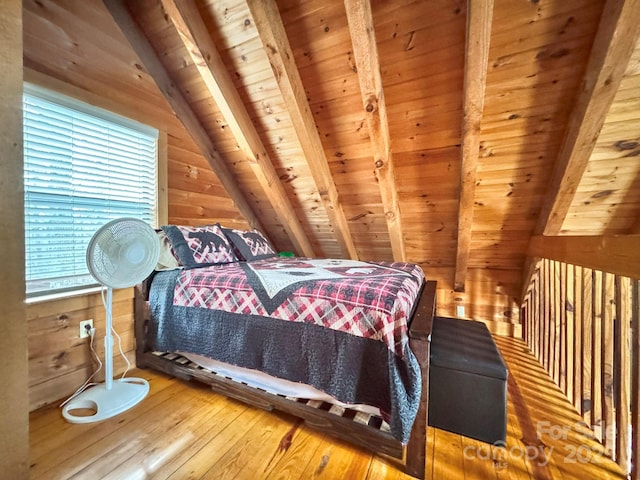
521 258 640 477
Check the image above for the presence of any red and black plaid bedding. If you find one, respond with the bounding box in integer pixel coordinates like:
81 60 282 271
148 257 425 443
173 258 424 357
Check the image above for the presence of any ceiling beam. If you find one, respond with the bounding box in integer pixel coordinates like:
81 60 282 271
521 0 640 300
103 0 264 232
159 0 315 257
534 0 640 237
344 0 405 263
528 235 640 280
246 0 359 260
454 0 494 292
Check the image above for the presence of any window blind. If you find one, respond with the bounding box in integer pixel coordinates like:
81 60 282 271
23 87 158 296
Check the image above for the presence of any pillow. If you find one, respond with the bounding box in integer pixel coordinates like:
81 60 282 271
222 228 277 261
155 230 182 271
161 224 238 267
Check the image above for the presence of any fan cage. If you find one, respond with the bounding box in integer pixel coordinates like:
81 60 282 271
86 218 160 289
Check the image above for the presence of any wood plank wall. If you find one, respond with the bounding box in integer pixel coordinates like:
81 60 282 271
27 289 136 412
0 0 30 475
22 0 249 410
522 258 640 476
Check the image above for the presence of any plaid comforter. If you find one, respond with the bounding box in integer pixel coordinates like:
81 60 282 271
149 257 425 443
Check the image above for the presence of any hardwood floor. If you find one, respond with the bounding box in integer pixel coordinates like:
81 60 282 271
30 337 627 479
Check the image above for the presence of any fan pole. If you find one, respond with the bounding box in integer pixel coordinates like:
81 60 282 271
62 218 157 424
62 282 149 423
104 286 114 390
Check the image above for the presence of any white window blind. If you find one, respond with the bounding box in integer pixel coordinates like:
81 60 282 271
23 85 158 296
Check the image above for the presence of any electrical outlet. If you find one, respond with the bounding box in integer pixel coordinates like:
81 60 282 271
79 319 94 338
456 305 465 318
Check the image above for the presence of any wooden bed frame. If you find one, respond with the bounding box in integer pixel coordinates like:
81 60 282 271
133 278 436 479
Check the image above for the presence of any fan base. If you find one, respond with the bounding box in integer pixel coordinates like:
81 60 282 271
62 377 149 424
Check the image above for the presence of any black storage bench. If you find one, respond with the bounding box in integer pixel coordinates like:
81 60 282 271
428 316 508 444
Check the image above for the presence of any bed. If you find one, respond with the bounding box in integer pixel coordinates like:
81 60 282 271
133 224 436 478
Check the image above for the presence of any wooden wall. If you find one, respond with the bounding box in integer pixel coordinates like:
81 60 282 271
23 0 245 230
27 289 135 411
0 0 30 475
22 0 247 409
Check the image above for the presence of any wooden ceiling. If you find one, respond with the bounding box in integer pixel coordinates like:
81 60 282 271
22 0 640 326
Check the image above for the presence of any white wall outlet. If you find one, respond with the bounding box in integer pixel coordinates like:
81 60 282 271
456 305 465 318
79 319 94 338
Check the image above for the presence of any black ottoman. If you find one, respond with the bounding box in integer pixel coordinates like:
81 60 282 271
428 317 508 444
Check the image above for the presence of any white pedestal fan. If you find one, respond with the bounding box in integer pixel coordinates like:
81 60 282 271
62 218 160 424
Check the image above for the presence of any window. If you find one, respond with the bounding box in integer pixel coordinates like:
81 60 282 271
23 84 158 296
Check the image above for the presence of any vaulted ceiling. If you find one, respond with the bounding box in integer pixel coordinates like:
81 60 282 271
22 0 640 325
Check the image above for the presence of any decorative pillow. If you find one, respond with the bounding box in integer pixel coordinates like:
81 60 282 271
161 224 238 267
222 228 277 261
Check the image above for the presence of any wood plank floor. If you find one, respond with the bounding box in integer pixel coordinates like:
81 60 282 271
30 336 627 479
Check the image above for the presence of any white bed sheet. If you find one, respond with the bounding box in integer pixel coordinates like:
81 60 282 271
179 351 380 416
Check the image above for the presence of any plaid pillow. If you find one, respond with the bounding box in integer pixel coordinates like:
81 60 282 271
222 228 277 261
161 224 238 267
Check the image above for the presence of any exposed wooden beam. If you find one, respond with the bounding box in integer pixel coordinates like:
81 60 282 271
103 0 264 232
535 0 640 236
521 0 640 300
344 0 405 263
528 235 640 280
159 0 315 257
453 0 493 292
246 0 358 260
